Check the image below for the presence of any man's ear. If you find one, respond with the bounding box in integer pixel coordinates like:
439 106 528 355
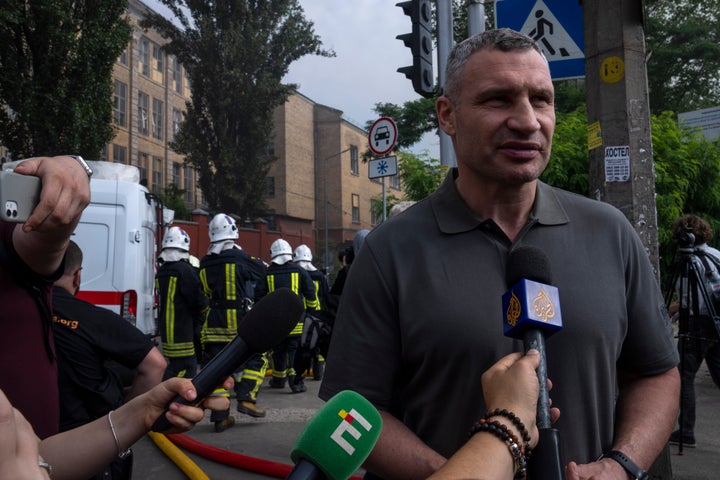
436 96 456 136
72 268 82 293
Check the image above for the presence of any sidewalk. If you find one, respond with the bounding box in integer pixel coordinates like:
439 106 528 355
130 368 719 479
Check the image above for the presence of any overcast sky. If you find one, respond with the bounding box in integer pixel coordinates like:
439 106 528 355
284 1 440 157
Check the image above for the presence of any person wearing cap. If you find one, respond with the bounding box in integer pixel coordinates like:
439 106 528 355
266 239 319 393
156 226 208 380
199 214 267 430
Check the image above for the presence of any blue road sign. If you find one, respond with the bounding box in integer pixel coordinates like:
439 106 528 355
495 0 584 80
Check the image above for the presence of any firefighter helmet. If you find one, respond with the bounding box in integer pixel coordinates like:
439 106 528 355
293 244 313 262
270 239 293 264
209 213 239 242
162 226 191 252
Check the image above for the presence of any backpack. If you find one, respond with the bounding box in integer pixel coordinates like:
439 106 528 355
696 252 720 338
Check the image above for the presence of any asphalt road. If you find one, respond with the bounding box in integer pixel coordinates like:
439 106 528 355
129 364 720 480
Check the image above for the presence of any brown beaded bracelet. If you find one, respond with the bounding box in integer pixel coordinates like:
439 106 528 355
484 408 532 454
469 419 528 480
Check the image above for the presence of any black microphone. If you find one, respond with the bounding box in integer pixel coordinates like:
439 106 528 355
502 245 565 479
152 287 304 432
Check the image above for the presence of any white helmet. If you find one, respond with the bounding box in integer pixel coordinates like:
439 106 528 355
162 226 191 251
270 239 293 264
209 213 239 243
293 244 313 262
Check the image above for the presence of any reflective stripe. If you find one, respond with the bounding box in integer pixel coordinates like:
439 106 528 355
163 341 195 357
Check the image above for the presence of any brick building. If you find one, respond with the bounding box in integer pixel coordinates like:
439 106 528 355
105 0 403 268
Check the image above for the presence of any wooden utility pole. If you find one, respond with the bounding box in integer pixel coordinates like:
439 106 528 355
584 1 670 475
584 0 661 278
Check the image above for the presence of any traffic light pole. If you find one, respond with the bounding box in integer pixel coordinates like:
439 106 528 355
436 0 455 166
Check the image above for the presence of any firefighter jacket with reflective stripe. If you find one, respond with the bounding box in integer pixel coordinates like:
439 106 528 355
266 262 319 335
307 268 330 312
156 259 208 358
199 248 267 344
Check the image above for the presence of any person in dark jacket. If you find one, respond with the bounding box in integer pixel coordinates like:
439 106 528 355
156 226 208 380
200 214 267 430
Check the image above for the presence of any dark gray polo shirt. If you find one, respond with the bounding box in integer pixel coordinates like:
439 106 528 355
320 169 678 465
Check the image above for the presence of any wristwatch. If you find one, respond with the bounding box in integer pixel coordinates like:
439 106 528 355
602 450 649 480
68 155 93 178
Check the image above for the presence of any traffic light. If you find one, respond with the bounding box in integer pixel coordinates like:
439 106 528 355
396 0 435 98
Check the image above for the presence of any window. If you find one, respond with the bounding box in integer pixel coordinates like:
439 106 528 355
352 194 360 224
152 97 163 140
153 45 164 73
113 144 127 164
173 57 183 94
350 145 359 175
118 49 128 66
183 166 193 202
173 162 182 188
138 91 149 135
136 152 149 183
152 156 162 193
100 145 108 162
172 108 182 140
139 37 150 76
266 176 275 196
113 80 127 127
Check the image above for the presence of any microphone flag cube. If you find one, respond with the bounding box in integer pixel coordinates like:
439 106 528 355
503 278 563 339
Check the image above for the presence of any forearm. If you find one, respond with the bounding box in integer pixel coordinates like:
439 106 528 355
612 368 680 469
127 348 166 399
39 395 151 480
428 431 515 480
363 411 447 480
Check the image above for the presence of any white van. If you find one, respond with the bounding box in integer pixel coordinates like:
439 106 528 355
73 161 161 336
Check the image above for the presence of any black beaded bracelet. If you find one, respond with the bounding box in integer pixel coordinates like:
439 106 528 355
469 419 528 480
484 408 532 452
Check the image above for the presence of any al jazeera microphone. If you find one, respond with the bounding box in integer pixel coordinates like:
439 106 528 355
288 390 382 480
502 245 565 480
152 287 304 432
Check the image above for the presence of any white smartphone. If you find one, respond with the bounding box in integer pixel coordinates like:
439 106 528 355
0 170 41 223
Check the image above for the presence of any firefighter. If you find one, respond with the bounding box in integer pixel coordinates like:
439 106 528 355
156 226 208 380
200 214 267 431
292 244 331 383
266 239 319 393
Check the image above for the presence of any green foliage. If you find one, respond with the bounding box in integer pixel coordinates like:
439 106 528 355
645 0 720 114
368 99 437 151
161 184 190 221
0 1 130 158
540 106 589 195
142 0 333 219
372 151 447 220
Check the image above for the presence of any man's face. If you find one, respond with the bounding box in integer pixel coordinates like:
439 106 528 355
438 48 555 186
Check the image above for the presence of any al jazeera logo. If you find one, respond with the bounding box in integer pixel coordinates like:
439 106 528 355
506 287 556 326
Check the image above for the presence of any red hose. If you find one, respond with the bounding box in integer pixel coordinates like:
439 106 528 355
166 433 365 479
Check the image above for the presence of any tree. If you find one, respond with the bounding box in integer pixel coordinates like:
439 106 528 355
142 1 332 218
0 1 130 158
645 0 720 114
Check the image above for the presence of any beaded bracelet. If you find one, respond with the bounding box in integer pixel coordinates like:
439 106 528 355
469 419 528 480
484 408 532 455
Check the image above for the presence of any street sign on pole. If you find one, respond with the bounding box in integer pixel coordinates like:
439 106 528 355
368 117 398 156
495 0 585 80
368 156 398 179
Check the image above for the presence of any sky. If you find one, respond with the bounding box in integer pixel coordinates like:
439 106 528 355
284 1 440 157
142 0 441 157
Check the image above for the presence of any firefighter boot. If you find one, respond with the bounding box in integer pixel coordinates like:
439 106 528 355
237 401 267 418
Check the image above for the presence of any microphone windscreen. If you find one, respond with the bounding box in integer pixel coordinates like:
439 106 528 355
238 287 305 352
291 390 382 480
506 245 553 287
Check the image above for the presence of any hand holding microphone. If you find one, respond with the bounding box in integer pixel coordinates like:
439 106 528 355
152 288 305 432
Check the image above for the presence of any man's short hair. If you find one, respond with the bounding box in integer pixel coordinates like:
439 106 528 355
63 240 83 275
444 28 544 105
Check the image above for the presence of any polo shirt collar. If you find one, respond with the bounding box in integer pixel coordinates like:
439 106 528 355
431 168 569 235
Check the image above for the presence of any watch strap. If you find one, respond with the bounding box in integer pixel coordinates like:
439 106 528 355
602 450 648 480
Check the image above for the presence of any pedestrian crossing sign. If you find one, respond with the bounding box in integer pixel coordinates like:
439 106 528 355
495 0 585 80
